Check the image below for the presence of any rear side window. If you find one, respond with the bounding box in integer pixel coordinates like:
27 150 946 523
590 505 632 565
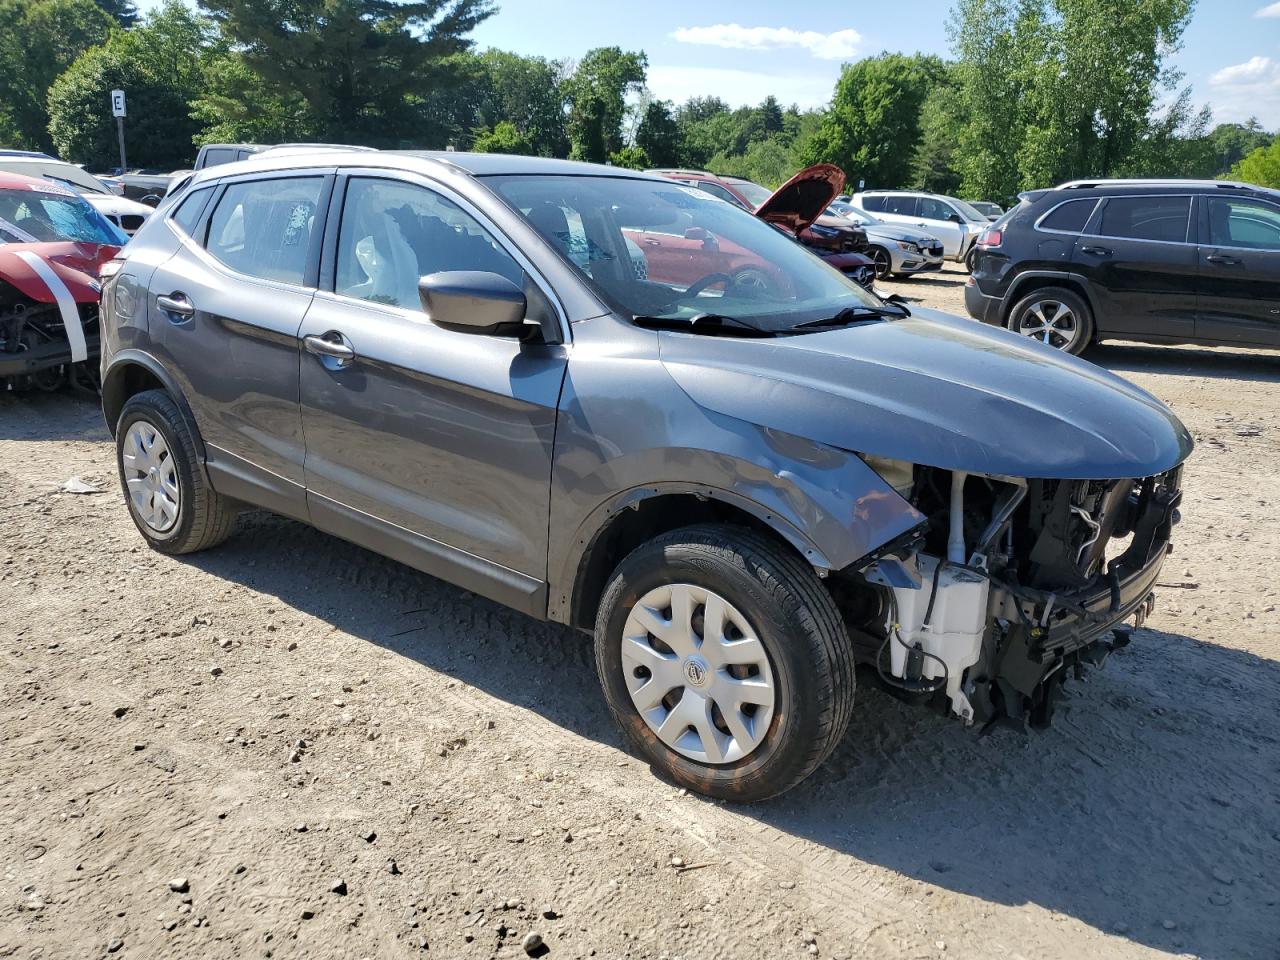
206 177 323 284
881 195 918 216
201 148 236 168
170 187 212 238
860 195 885 212
1039 198 1097 234
1098 196 1190 243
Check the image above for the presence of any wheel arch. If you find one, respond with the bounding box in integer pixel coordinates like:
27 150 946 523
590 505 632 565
1000 271 1100 333
554 484 834 632
102 350 204 458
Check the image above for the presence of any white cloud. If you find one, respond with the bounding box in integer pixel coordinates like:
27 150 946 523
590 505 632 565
646 65 838 110
671 24 862 61
1208 55 1280 127
1254 2 1280 17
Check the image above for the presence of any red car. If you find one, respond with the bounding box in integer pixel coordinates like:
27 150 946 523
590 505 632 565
649 165 875 287
0 172 124 391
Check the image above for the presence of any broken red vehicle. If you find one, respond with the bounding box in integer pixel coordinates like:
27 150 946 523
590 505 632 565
1 171 125 391
648 165 876 287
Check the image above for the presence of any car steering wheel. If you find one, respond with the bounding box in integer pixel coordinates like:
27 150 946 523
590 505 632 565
682 273 734 299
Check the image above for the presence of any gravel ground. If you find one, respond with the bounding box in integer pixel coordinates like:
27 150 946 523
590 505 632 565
2 263 1279 960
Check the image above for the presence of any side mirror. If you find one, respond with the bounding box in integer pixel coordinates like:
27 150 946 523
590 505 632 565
684 226 718 249
419 271 528 337
948 213 963 224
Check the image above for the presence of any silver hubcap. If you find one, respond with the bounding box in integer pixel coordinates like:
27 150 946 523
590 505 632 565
1019 299 1077 349
122 420 180 532
621 584 776 765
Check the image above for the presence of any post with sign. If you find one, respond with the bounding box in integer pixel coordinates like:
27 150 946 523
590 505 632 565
110 89 127 175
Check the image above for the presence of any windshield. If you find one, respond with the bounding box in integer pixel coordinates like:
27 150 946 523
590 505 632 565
828 201 880 224
488 174 882 333
46 173 109 196
944 196 990 224
0 186 126 245
724 178 772 209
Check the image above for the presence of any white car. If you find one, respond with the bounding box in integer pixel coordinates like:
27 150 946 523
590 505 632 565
0 155 153 235
849 190 990 266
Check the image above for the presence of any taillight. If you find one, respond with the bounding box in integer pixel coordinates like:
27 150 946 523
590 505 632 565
977 228 1002 248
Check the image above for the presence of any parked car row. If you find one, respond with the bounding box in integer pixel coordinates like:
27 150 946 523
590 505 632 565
89 149 1192 802
0 151 153 235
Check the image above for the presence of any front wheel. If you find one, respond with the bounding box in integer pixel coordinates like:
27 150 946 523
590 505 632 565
594 525 854 802
867 245 893 279
964 246 978 273
1007 286 1094 355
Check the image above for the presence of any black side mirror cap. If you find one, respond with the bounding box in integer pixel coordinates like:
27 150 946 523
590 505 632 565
419 271 528 337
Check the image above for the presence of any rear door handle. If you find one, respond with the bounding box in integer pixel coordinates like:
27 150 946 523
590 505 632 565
303 332 356 363
1079 245 1112 257
1206 254 1242 266
156 292 195 319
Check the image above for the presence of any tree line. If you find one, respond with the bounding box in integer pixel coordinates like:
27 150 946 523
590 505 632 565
1 0 1276 199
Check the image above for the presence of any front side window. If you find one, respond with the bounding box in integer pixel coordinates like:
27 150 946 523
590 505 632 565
918 197 956 222
490 174 879 334
1098 196 1190 243
1039 198 1098 234
335 177 523 310
1206 197 1280 251
206 177 323 284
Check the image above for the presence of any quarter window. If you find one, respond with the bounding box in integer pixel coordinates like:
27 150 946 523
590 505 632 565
206 177 324 284
335 178 523 310
1039 198 1097 234
1098 196 1190 243
1206 197 1280 251
170 187 212 238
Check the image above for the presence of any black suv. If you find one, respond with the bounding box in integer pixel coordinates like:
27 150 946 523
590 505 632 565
965 179 1280 354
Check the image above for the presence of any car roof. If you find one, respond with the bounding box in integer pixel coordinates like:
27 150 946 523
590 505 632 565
183 149 664 189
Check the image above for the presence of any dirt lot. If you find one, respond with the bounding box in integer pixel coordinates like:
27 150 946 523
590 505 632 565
2 264 1279 960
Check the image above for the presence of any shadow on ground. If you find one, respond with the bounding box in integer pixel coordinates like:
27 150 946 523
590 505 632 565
184 510 1280 960
1085 342 1280 383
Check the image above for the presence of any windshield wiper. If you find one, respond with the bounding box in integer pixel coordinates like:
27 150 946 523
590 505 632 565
792 302 909 331
632 312 774 337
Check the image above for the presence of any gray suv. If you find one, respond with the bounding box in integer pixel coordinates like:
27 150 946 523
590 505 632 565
99 151 1192 801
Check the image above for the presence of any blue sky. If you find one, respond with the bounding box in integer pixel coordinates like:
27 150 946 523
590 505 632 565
137 0 1280 127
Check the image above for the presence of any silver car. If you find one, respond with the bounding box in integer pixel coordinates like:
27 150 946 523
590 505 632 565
827 200 944 278
98 151 1191 801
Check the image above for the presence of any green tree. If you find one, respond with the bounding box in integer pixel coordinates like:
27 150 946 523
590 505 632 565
709 138 795 189
471 49 568 156
563 47 646 163
0 0 114 151
192 53 314 146
198 0 495 145
910 81 964 195
801 53 945 189
48 1 213 167
1207 120 1273 176
1229 140 1280 188
635 100 680 167
607 144 648 170
472 120 532 155
93 0 136 26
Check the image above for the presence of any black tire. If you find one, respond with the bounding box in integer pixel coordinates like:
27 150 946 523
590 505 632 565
1006 285 1094 355
115 389 238 554
867 245 892 279
594 524 854 802
964 246 978 273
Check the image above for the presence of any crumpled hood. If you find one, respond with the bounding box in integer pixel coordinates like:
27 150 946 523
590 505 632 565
659 308 1193 480
0 241 116 303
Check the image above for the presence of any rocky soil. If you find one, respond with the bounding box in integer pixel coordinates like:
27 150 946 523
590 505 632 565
2 264 1278 960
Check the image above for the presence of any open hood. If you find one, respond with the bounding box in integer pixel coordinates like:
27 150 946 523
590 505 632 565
754 164 846 235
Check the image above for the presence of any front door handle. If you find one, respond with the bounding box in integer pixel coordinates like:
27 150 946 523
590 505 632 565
156 292 195 319
1206 254 1242 266
1079 245 1112 257
304 332 355 363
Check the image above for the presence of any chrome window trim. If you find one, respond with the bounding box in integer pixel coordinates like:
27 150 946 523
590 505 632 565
1087 193 1195 246
1033 197 1102 236
323 167 571 344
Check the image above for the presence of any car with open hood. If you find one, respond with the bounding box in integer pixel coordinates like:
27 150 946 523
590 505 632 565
99 152 1191 801
649 166 875 287
1 172 125 390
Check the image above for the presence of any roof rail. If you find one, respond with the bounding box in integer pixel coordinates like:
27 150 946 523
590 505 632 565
1057 178 1254 190
646 167 714 178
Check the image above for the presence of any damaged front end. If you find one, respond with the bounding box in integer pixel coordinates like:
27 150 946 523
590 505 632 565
842 464 1183 730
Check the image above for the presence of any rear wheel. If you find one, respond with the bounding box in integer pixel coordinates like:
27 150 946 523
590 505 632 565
594 524 854 802
115 389 238 554
1007 286 1094 355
